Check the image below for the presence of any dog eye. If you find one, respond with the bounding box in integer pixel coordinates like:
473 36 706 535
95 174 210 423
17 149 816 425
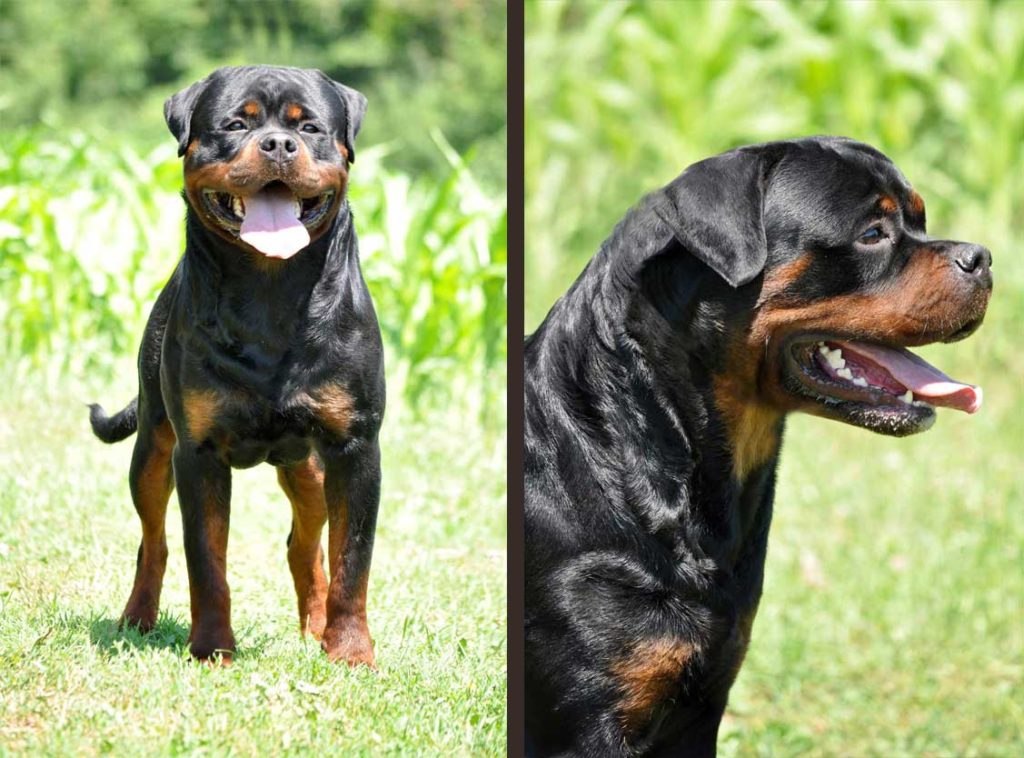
300 123 320 134
225 120 247 131
859 226 886 245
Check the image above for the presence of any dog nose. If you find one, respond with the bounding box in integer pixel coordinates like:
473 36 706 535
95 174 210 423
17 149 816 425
259 132 298 162
954 243 991 274
952 242 992 284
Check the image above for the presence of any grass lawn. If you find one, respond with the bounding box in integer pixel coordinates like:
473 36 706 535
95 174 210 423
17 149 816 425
0 377 506 756
719 276 1024 756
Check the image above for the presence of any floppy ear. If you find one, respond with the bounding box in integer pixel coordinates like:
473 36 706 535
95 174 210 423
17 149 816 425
652 148 774 288
322 74 367 164
164 76 212 157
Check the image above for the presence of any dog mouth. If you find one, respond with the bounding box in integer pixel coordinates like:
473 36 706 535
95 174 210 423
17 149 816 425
201 181 336 259
784 336 982 435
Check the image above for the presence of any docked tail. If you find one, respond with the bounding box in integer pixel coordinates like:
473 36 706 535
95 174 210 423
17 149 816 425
88 397 139 443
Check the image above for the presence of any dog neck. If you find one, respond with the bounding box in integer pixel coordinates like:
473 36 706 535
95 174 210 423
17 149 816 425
528 256 781 569
177 203 373 357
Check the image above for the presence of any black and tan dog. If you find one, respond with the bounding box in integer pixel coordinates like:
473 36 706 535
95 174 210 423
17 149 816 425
89 66 383 666
524 137 992 756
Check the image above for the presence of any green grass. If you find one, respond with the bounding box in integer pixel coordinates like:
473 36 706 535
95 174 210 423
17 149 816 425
0 377 506 756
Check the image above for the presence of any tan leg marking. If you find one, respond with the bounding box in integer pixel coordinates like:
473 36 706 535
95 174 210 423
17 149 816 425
278 456 329 639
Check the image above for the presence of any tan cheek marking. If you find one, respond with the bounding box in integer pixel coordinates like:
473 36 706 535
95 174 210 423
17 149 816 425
311 385 355 436
182 390 221 442
612 638 695 734
739 246 983 430
710 254 810 481
909 190 925 216
752 247 958 348
243 101 260 117
184 139 261 198
712 247 970 479
756 254 813 304
336 142 349 162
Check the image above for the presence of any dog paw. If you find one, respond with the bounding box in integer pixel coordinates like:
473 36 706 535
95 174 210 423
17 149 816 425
119 604 158 634
321 623 375 668
301 609 328 640
188 627 236 665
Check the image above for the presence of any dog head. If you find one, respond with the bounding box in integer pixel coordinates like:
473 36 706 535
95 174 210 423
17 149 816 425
165 65 366 260
643 137 992 438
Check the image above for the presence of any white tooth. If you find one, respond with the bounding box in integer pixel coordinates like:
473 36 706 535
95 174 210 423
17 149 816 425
901 390 913 403
826 350 845 370
852 377 868 387
818 344 829 355
232 196 244 218
293 199 302 219
837 368 853 380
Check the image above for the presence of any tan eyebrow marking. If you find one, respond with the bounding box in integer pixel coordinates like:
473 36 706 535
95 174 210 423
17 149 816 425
243 101 260 117
878 195 897 214
286 103 304 121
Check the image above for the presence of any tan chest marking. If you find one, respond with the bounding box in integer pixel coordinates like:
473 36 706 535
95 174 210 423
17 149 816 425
308 385 355 436
611 637 695 734
182 389 222 442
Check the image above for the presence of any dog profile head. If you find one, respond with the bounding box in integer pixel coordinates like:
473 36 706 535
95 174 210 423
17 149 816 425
632 137 992 437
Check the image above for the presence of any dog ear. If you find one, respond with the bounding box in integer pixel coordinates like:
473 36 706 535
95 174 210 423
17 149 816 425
321 74 367 164
653 147 777 288
164 76 212 157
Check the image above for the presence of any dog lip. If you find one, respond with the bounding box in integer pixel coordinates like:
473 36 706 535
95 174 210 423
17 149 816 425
780 341 938 435
779 330 981 424
783 337 921 407
941 316 984 343
200 188 243 230
199 185 336 233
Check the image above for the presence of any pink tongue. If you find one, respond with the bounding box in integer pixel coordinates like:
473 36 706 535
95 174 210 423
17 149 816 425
239 186 310 259
835 340 982 414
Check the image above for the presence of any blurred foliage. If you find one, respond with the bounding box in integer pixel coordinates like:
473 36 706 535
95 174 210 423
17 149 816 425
525 0 1024 329
0 130 506 422
0 0 506 188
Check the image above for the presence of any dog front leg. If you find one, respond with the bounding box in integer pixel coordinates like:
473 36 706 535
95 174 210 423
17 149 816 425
318 441 381 667
174 443 235 663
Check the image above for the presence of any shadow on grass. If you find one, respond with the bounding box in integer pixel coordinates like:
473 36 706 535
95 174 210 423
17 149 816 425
88 614 190 655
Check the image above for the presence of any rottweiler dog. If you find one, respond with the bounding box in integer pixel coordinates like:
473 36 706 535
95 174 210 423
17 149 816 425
524 137 992 756
89 65 383 666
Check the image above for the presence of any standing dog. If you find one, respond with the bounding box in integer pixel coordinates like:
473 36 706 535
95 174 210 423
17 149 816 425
525 137 992 755
90 66 383 666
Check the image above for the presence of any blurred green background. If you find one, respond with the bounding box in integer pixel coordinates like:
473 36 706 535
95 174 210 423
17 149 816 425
526 1 1022 755
0 1 506 755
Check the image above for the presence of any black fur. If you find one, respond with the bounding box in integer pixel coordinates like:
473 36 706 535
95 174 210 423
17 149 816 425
89 66 384 665
89 398 138 443
524 137 992 756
